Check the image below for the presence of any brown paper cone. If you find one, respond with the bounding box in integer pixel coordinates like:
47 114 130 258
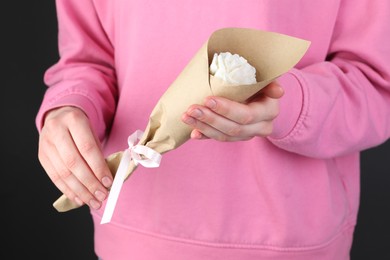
53 28 310 212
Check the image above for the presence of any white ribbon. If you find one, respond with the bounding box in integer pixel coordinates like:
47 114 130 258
100 130 161 224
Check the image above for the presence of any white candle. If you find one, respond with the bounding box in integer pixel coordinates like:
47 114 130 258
210 52 257 85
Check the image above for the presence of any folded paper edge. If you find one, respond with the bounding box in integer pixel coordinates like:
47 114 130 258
207 27 311 84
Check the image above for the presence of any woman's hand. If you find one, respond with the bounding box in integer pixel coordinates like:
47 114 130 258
38 106 112 209
181 81 284 141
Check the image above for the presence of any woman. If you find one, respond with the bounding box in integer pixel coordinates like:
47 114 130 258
36 1 390 259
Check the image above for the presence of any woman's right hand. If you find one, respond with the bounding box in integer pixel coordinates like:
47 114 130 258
38 106 113 210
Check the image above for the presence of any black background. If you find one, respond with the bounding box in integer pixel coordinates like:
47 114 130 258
2 2 389 259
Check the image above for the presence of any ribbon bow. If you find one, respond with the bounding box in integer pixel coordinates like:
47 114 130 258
101 130 161 224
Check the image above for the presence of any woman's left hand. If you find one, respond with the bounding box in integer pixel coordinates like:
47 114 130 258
181 81 284 142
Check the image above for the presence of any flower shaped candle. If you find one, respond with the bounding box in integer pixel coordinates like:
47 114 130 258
210 52 257 85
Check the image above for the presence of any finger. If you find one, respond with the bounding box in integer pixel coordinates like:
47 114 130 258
53 129 105 208
201 95 279 126
69 119 113 189
259 81 284 99
182 109 253 141
202 98 255 125
185 114 252 141
185 110 274 140
190 129 208 140
38 140 83 206
52 145 102 209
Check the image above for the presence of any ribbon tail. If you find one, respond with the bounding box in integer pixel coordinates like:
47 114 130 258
100 149 132 224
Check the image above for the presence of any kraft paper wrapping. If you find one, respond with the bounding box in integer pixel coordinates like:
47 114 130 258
53 28 310 212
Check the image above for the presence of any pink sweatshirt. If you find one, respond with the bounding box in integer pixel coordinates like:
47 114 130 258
36 1 390 259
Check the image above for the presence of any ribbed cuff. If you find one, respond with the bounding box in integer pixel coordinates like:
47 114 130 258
35 92 102 139
269 70 303 140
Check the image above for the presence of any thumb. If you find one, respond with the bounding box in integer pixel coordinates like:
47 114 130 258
261 81 284 99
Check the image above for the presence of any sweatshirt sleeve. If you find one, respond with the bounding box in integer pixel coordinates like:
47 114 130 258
268 0 390 159
35 0 117 141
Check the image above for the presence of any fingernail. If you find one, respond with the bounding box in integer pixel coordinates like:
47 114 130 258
90 199 101 210
183 115 195 125
102 176 112 188
95 190 106 201
190 109 202 118
205 99 216 109
75 197 83 206
191 130 203 139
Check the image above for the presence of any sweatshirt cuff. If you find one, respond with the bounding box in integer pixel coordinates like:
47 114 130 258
268 70 304 140
35 93 103 139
